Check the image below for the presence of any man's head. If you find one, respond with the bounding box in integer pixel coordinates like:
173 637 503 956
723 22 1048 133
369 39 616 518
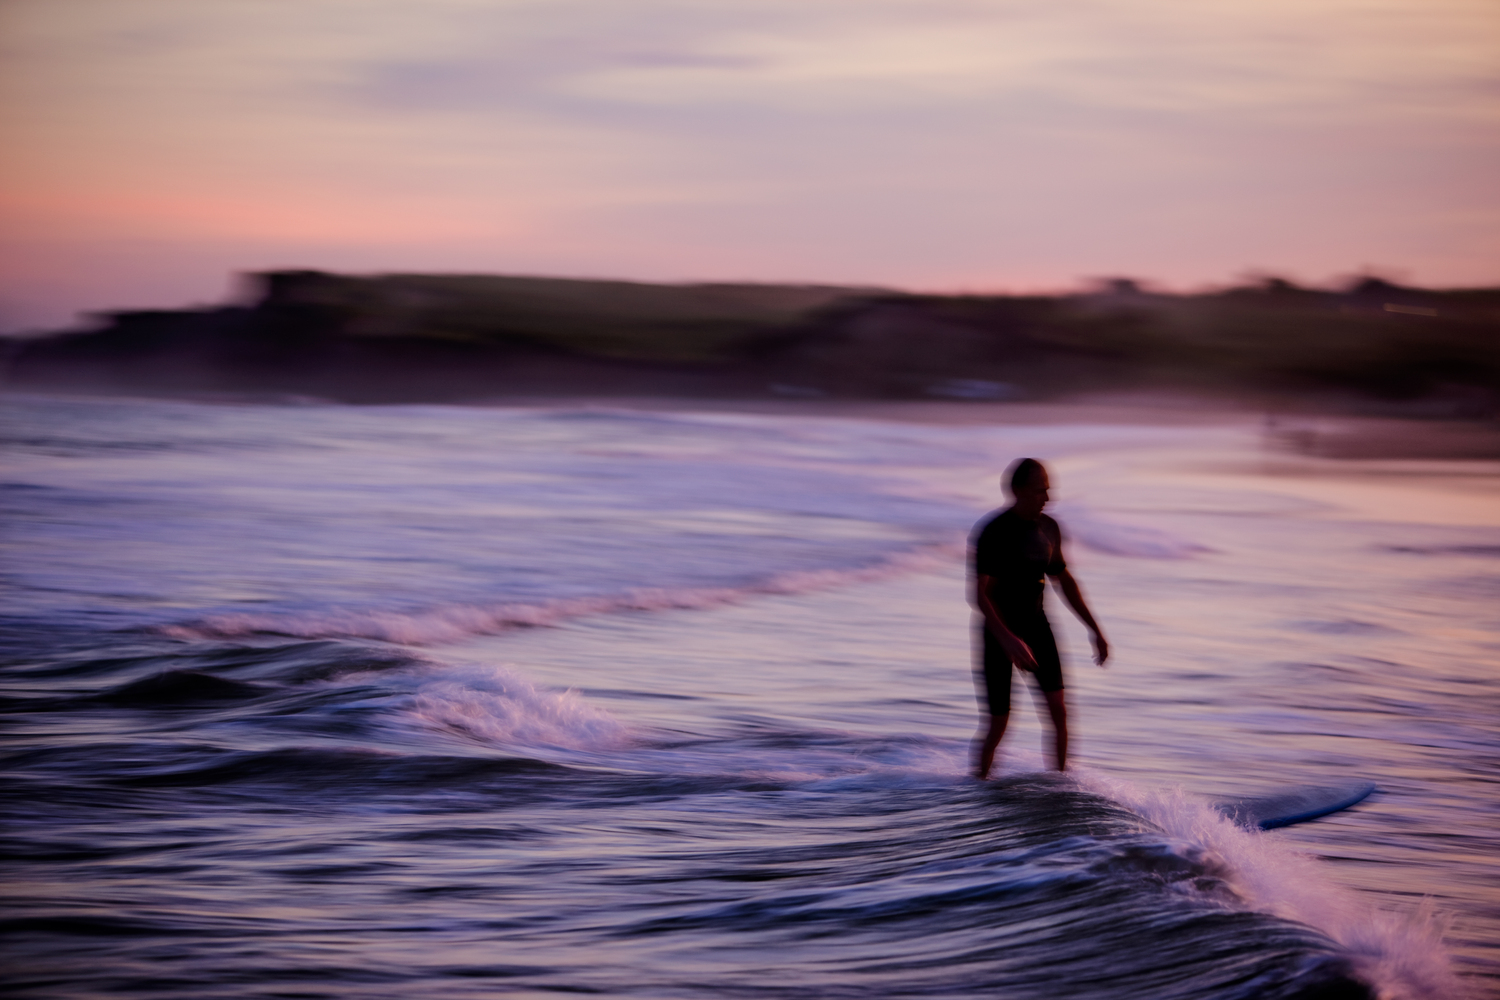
1006 458 1050 517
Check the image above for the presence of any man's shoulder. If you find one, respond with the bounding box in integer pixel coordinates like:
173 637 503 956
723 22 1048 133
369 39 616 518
971 506 1014 541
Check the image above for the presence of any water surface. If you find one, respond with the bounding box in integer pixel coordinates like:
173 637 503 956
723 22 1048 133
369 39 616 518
3 394 1496 998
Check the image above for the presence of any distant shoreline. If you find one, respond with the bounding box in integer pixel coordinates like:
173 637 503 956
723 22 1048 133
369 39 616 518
5 269 1497 420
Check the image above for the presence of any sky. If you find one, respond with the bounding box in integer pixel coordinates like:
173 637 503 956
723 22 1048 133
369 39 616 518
1 0 1497 332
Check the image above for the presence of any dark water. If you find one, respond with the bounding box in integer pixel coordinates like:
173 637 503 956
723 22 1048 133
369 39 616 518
3 394 1494 998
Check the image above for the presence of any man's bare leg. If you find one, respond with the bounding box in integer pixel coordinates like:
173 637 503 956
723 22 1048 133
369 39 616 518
1042 690 1068 771
975 712 1009 779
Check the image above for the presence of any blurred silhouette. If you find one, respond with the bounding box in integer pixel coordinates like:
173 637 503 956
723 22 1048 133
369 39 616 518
7 270 1497 411
971 458 1108 776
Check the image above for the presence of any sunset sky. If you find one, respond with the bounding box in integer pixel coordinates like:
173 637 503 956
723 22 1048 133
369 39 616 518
2 0 1497 332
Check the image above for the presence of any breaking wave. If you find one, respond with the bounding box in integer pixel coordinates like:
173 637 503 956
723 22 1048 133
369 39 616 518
158 544 963 645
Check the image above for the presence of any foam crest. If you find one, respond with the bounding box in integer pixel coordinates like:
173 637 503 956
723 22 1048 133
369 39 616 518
401 662 629 751
159 544 961 645
1076 769 1464 1000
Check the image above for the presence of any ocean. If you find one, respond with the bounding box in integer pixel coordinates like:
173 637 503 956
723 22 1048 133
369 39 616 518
2 392 1496 999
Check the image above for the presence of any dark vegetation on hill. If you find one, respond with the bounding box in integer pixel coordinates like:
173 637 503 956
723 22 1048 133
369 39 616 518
5 270 1498 413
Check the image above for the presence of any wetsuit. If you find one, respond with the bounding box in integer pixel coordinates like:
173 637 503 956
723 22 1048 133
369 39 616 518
971 507 1066 715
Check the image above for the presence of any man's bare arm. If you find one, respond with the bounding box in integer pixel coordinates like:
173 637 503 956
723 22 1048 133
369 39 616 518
1054 569 1109 666
974 574 1040 672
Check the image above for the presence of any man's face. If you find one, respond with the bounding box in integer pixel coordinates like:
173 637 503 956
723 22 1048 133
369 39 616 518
1013 469 1050 516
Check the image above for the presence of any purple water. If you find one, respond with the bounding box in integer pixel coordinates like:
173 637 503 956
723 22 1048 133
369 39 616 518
3 393 1495 998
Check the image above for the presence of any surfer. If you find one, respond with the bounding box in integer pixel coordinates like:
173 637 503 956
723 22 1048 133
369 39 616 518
971 458 1108 776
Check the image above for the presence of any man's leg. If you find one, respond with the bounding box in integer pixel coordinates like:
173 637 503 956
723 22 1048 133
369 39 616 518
975 634 1012 779
975 710 1009 779
1042 689 1067 771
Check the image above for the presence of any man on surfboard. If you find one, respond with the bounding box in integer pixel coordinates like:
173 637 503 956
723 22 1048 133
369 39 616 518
972 458 1108 776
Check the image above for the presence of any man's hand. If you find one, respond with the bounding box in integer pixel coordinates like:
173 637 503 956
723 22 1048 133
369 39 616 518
1002 633 1039 673
976 574 1040 673
1055 569 1108 668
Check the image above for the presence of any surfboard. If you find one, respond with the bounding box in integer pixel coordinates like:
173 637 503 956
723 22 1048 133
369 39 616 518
1214 781 1376 830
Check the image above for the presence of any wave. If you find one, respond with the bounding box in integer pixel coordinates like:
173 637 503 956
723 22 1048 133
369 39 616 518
399 662 630 751
1076 769 1462 1000
157 543 962 645
96 669 272 707
0 743 575 794
364 653 1461 1000
4 655 1461 1000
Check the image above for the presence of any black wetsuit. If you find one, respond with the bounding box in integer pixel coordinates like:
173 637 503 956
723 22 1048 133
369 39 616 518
971 507 1066 715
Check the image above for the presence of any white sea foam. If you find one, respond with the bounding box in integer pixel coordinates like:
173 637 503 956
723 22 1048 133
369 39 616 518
159 543 962 645
1075 768 1464 1000
400 662 630 751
